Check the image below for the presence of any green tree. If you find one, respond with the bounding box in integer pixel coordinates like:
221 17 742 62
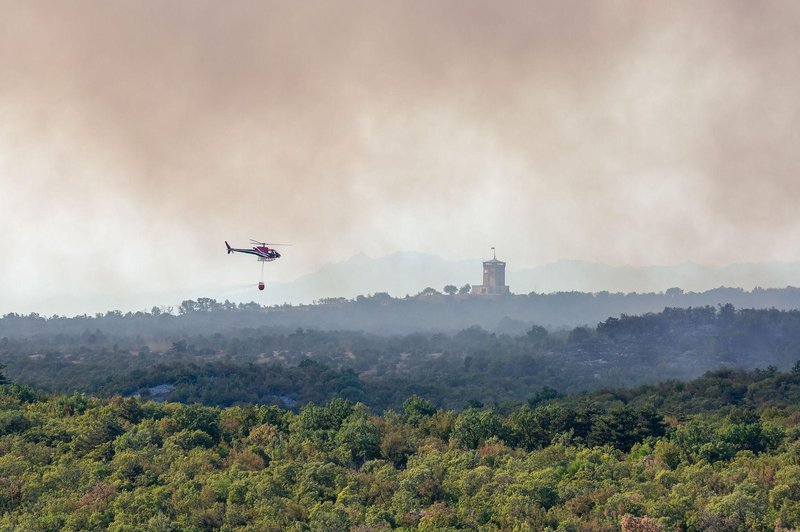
452 408 503 449
172 403 221 440
403 395 437 426
335 414 381 463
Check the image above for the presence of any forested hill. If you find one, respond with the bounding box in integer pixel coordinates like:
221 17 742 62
4 286 800 336
3 305 800 411
1 366 800 529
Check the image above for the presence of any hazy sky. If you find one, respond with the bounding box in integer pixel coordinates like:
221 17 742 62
2 1 799 314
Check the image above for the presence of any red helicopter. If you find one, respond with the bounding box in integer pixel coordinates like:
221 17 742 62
225 240 288 290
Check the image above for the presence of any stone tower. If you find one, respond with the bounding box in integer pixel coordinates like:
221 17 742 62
471 247 510 296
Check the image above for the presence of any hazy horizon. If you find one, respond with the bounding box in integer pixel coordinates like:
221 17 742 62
7 251 800 317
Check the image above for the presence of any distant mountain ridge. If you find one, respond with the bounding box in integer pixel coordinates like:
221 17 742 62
513 260 800 294
251 252 800 304
22 253 800 317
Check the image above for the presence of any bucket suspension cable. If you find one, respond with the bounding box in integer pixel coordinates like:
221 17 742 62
258 260 266 290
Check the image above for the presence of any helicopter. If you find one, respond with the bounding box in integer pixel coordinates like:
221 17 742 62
225 240 288 290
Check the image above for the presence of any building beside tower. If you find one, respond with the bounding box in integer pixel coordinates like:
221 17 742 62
471 248 511 296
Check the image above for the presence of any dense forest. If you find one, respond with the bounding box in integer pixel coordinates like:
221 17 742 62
2 364 800 530
4 298 800 529
2 303 800 411
4 286 800 335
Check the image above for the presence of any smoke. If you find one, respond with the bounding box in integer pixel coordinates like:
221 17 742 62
2 0 800 314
